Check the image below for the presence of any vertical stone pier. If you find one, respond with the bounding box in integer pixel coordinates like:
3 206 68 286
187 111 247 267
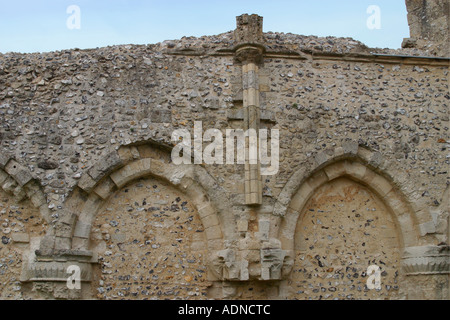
234 14 266 205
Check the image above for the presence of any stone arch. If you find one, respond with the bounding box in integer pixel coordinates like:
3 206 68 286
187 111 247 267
279 159 423 254
276 142 432 255
275 146 436 299
61 143 226 255
0 157 50 223
27 143 230 299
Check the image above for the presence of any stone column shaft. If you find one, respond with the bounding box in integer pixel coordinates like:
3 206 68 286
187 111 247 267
242 61 262 205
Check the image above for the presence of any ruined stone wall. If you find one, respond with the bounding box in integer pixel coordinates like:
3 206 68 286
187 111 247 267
290 178 403 300
0 14 449 300
404 0 449 56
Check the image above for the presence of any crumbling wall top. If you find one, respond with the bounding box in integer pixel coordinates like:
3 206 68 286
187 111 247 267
234 14 264 45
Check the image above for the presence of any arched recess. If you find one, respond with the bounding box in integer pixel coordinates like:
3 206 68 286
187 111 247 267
279 158 423 255
62 143 227 256
276 153 432 299
91 175 213 299
275 141 435 253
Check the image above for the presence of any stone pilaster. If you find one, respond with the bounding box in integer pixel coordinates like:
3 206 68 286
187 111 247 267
234 14 266 205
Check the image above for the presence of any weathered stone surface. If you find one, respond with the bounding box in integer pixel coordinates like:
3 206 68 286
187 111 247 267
37 161 59 170
0 8 448 300
405 0 449 56
5 160 32 186
234 14 264 44
0 153 10 169
88 151 123 182
402 245 450 275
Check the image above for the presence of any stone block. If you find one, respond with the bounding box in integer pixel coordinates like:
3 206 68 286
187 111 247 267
80 194 103 220
54 236 71 251
60 212 77 226
369 173 393 197
71 237 89 250
2 176 17 193
419 221 436 236
314 151 328 166
148 159 167 178
0 169 9 185
205 225 223 240
110 158 152 189
184 183 208 204
117 146 140 163
259 72 270 92
37 236 55 256
232 83 243 101
23 180 41 197
197 204 215 220
343 161 367 180
202 213 220 229
324 162 346 181
0 153 10 169
290 182 313 209
227 108 244 121
78 173 97 193
342 140 359 155
88 151 123 182
369 152 385 169
234 14 264 44
5 160 32 186
93 177 116 200
12 232 30 243
258 220 270 241
73 221 91 239
55 222 73 238
240 259 249 281
237 219 248 232
334 147 345 157
248 192 261 205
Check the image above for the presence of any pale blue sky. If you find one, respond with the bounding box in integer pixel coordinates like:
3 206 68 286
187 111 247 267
0 0 410 53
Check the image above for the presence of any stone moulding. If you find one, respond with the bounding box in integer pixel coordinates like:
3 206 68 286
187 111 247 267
22 260 93 283
59 142 228 260
208 240 293 282
402 245 450 275
0 157 51 223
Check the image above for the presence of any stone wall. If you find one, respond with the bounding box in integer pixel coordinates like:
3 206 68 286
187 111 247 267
91 177 210 300
290 177 403 300
404 0 450 57
0 12 449 300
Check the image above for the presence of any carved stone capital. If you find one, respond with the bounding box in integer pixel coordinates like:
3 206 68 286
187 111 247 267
260 240 287 280
402 245 450 275
235 45 265 64
208 238 293 282
22 242 96 284
21 260 93 283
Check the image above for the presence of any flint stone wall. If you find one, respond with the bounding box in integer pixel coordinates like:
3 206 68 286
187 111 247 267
0 12 449 300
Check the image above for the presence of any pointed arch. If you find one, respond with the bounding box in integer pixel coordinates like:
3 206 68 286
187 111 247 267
277 151 430 254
